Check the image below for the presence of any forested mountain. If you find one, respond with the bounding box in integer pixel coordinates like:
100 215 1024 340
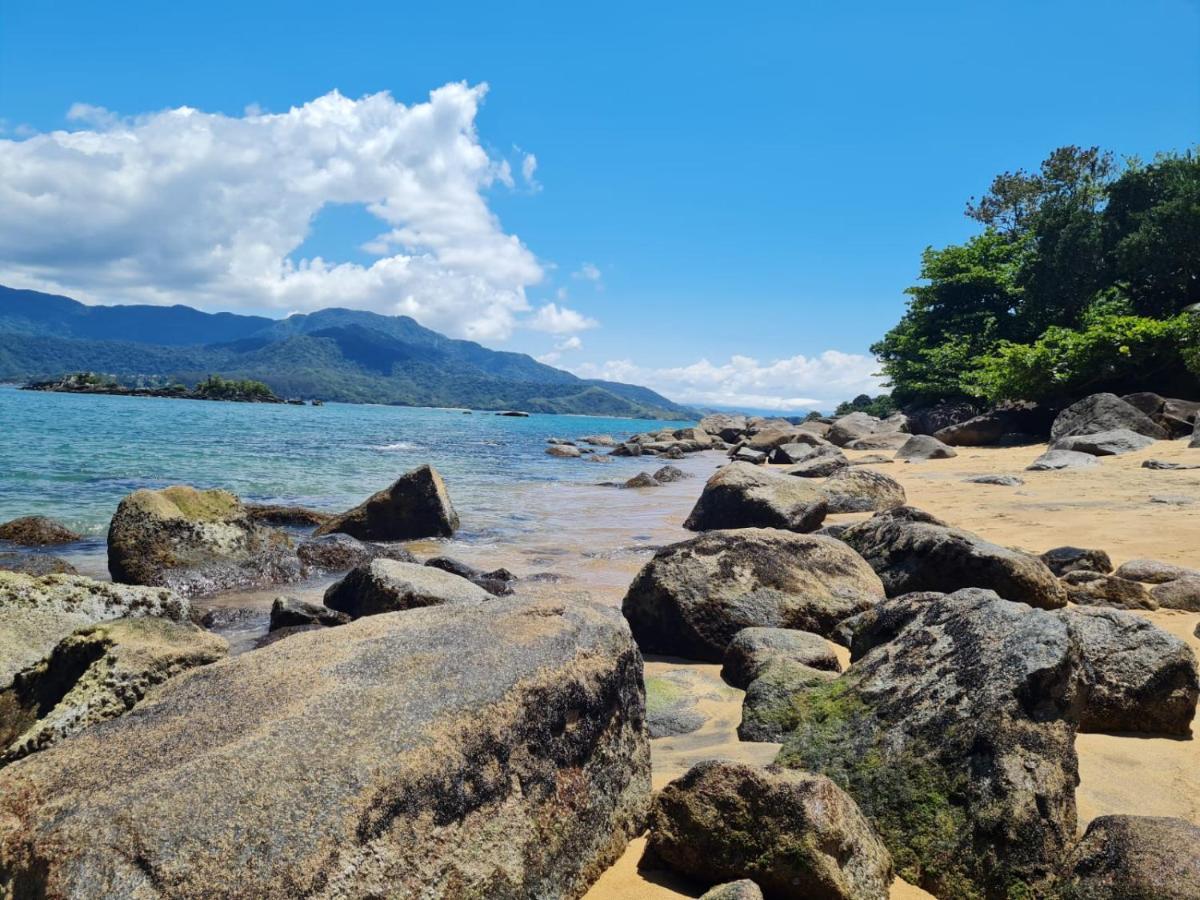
0 286 696 419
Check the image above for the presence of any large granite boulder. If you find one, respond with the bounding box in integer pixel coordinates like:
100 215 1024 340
905 400 980 436
1192 421 1200 448
107 485 301 596
324 558 491 619
1064 815 1200 899
1 617 226 766
827 412 886 448
841 507 1066 609
818 468 906 514
1050 393 1169 442
314 465 459 540
683 463 828 533
0 598 650 899
895 434 957 460
622 529 884 660
770 440 836 465
0 515 80 546
0 572 190 693
296 533 416 571
647 760 893 900
721 626 840 689
1052 428 1156 456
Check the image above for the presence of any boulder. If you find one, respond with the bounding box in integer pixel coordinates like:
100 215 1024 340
611 442 644 457
826 412 883 447
905 400 980 436
745 427 808 452
1 617 226 765
624 472 661 489
683 463 828 533
1064 815 1200 899
1040 546 1113 576
1050 393 1169 441
581 434 617 446
784 452 849 478
0 572 190 692
647 760 893 900
895 434 957 460
424 556 517 596
621 529 884 660
645 674 706 739
841 507 1066 609
933 401 1056 447
818 468 906 514
699 881 764 900
0 552 77 576
653 465 688 483
1151 576 1200 611
268 596 351 631
1060 571 1156 610
1143 458 1200 470
324 559 491 619
313 465 459 541
964 474 1024 486
107 485 301 596
1052 428 1157 456
0 598 651 899
844 433 910 452
1192 421 1200 448
296 533 416 571
243 503 331 528
0 515 80 546
737 659 839 742
731 447 768 464
1026 449 1100 471
1122 392 1200 438
770 441 833 464
1114 558 1200 584
721 626 840 689
699 413 749 443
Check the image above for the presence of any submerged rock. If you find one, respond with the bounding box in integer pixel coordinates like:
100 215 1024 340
0 515 81 546
645 674 706 738
1064 815 1200 899
653 465 689 483
546 444 583 458
324 559 491 619
683 463 827 533
623 472 661 489
0 597 651 899
315 464 459 541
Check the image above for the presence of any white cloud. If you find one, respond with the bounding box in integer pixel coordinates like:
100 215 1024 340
521 152 539 189
0 84 545 340
527 301 598 334
558 335 582 351
573 262 602 282
570 350 883 411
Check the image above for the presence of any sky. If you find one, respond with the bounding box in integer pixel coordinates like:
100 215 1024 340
1 1 1197 411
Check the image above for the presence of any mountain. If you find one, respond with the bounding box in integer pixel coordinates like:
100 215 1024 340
0 286 697 419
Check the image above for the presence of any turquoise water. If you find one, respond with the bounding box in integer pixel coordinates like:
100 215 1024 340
0 385 691 539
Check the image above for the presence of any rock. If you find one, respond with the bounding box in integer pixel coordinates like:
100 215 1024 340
546 444 583 458
0 552 78 576
1065 815 1200 899
0 597 651 899
1026 449 1100 471
624 472 661 489
745 427 808 452
661 445 685 459
784 454 849 478
107 485 301 596
895 434 957 460
0 515 81 546
296 533 416 571
841 507 1066 609
645 674 706 738
242 503 331 527
1060 571 1156 610
933 401 1056 447
797 420 832 438
816 523 849 539
1151 494 1195 505
905 400 980 436
827 412 885 448
1143 458 1200 469
324 559 491 619
647 760 893 900
699 413 749 443
314 465 459 541
610 442 643 457
546 437 575 446
496 409 529 416
1040 546 1114 576
581 434 617 447
731 447 768 464
1052 428 1157 456
1192 421 1200 448
1122 392 1200 438
818 468 906 514
0 572 190 692
737 658 839 742
683 463 828 533
424 556 516 596
1 618 226 765
842 433 909 452
964 474 1025 486
769 441 832 464
699 880 764 900
653 465 688 483
721 626 840 689
621 529 884 660
1151 576 1200 611
196 605 263 630
1050 393 1169 441
268 596 350 631
1114 558 1200 584
584 453 613 464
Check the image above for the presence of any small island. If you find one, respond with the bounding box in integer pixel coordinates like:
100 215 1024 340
23 372 285 404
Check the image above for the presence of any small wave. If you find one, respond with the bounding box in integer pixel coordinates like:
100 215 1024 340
370 442 420 452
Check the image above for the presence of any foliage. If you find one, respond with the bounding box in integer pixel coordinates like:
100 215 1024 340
834 393 897 418
193 375 278 401
875 147 1200 405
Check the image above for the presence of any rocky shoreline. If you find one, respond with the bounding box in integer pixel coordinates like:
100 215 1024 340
1 398 1198 898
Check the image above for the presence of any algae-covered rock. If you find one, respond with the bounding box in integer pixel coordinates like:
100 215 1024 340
738 658 839 742
721 626 840 689
314 464 459 540
0 515 80 546
645 674 706 738
0 597 650 899
683 463 828 533
296 533 415 572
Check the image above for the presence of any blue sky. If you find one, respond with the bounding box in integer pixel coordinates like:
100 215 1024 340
1 0 1197 409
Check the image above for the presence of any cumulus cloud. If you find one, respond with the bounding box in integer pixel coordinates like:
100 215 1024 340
570 350 884 411
0 84 547 340
527 301 598 334
573 262 602 282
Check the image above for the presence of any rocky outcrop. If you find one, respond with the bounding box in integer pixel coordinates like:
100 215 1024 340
646 761 893 900
0 552 77 576
1026 448 1100 471
424 556 516 596
1040 546 1113 576
1 617 226 765
268 596 350 631
1050 393 1169 442
622 529 884 660
1060 571 1156 610
721 626 840 689
818 468 906 514
314 465 459 541
324 559 491 618
841 507 1066 609
296 533 416 571
1063 815 1200 899
738 659 838 742
683 463 828 533
1052 428 1156 456
0 598 651 899
0 572 190 692
0 515 80 546
895 434 957 460
107 485 301 596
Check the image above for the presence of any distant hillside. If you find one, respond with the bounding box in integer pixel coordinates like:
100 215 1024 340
0 286 697 419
